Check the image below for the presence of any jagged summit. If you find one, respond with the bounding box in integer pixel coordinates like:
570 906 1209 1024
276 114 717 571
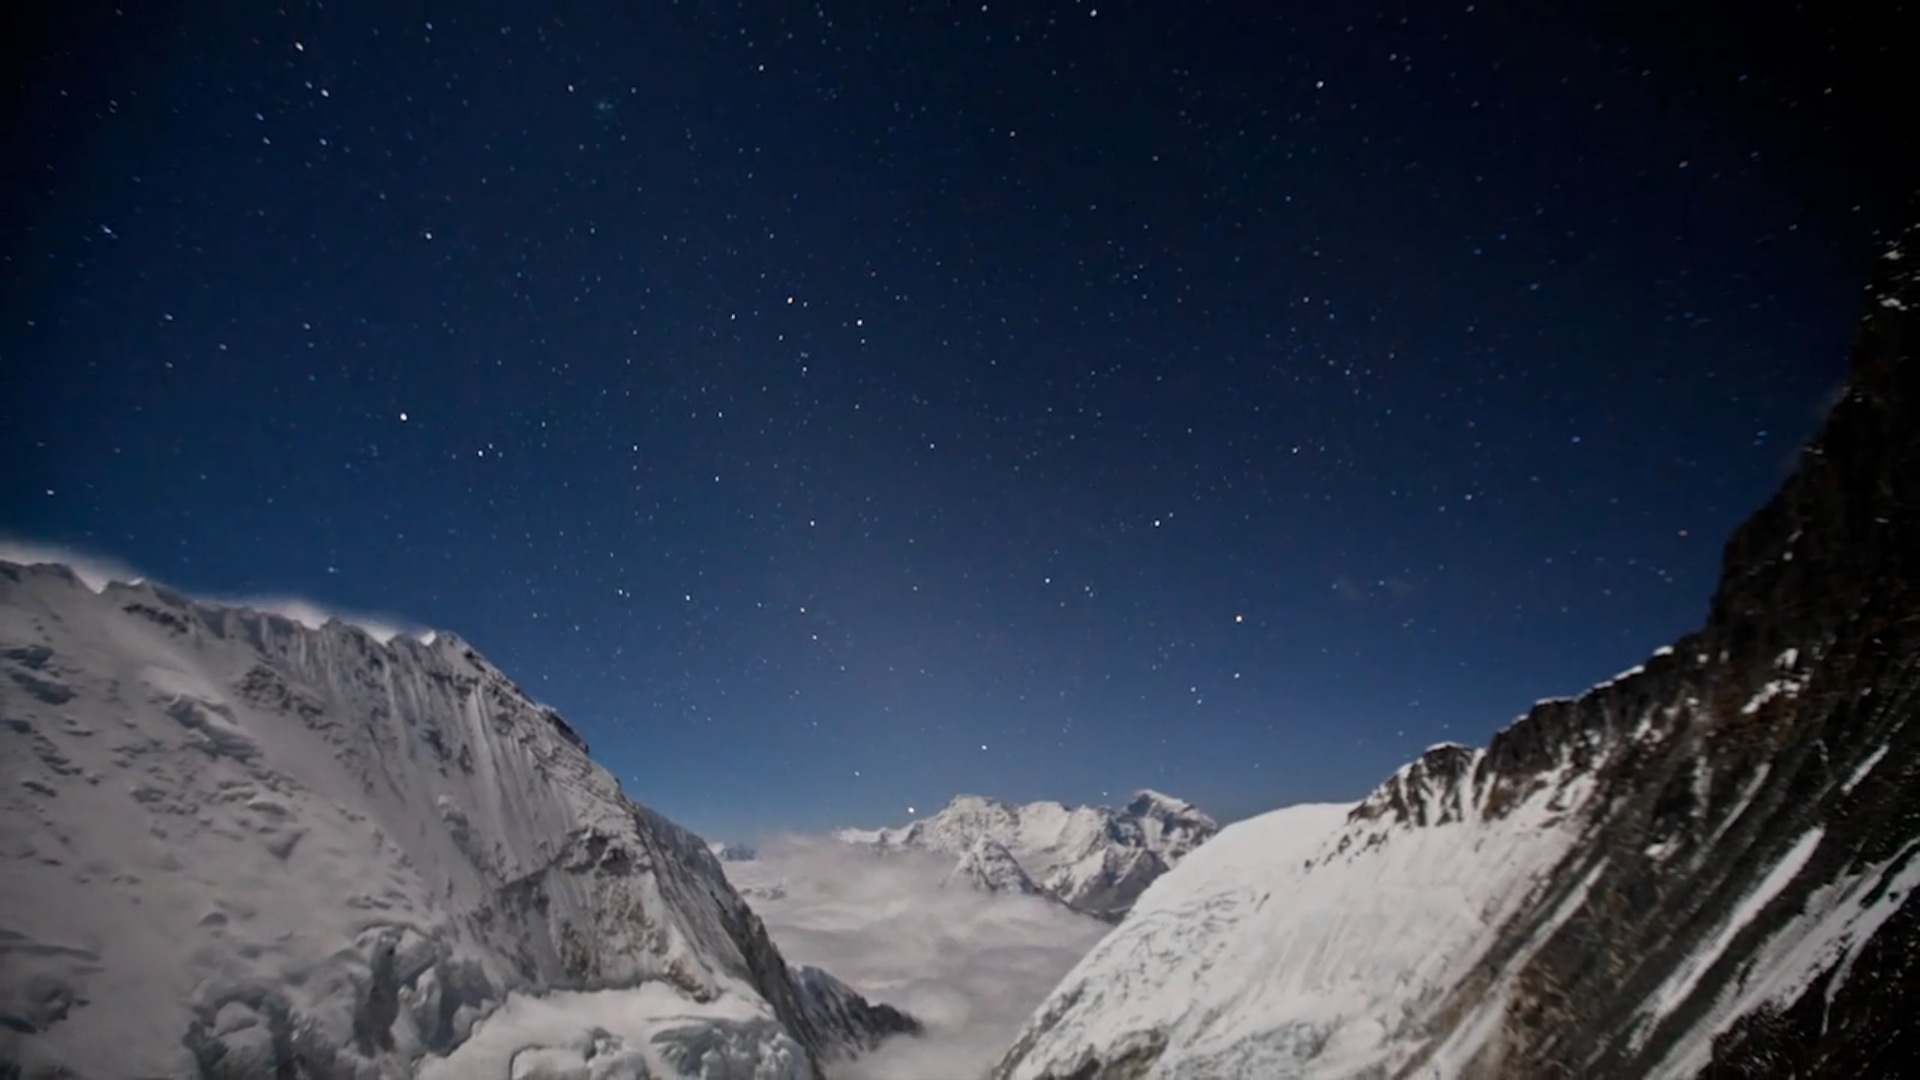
1349 741 1483 829
1125 788 1204 819
841 789 1220 920
0 562 915 1077
710 841 760 862
993 220 1920 1078
0 546 445 649
948 836 1046 896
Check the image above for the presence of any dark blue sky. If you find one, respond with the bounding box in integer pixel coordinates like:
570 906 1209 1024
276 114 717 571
2 2 1906 838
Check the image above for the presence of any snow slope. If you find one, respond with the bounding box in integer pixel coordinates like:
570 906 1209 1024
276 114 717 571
839 790 1218 919
1000 710 1916 1079
995 761 1598 1079
0 561 913 1077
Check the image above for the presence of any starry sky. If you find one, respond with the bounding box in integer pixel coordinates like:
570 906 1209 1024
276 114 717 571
2 2 1909 839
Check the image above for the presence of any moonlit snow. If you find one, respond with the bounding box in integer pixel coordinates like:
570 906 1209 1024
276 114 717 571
838 789 1219 920
0 554 913 1077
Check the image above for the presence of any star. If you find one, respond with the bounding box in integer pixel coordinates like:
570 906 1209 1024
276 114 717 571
3 0 1890 841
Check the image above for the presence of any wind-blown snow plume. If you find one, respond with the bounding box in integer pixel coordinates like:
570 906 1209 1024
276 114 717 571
0 538 143 593
0 538 427 644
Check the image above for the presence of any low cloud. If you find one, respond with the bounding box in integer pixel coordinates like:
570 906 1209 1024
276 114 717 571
724 836 1112 1079
0 537 426 644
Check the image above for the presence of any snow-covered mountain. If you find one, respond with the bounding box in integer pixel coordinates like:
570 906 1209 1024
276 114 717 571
840 790 1218 920
710 841 760 862
946 837 1046 897
0 564 915 1078
991 228 1920 1078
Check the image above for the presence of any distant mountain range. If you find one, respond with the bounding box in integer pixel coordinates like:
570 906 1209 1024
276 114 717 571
989 219 1920 1078
708 840 760 862
839 789 1219 920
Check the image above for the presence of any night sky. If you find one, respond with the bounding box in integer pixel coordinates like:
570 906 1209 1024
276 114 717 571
3 2 1908 838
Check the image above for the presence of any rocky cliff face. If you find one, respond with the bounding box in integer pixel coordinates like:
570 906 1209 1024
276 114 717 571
0 567 915 1078
992 227 1919 1078
840 790 1219 921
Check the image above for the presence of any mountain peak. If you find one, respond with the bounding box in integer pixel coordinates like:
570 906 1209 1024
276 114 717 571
709 840 759 862
1351 740 1485 829
948 837 1045 896
1125 788 1201 817
842 788 1219 918
945 792 1016 811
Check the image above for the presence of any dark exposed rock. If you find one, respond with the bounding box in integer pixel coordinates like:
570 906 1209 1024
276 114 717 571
791 965 924 1054
1467 209 1920 1080
4 669 72 706
1264 217 1920 1079
119 602 190 635
1351 742 1479 827
539 705 589 753
1702 873 1920 1077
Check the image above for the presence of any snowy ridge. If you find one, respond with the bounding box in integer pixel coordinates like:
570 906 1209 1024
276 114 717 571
0 539 428 645
839 790 1218 919
995 653 1914 1079
0 562 914 1077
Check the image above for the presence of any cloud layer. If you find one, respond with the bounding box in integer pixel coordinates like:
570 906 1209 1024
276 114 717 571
724 836 1112 1079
